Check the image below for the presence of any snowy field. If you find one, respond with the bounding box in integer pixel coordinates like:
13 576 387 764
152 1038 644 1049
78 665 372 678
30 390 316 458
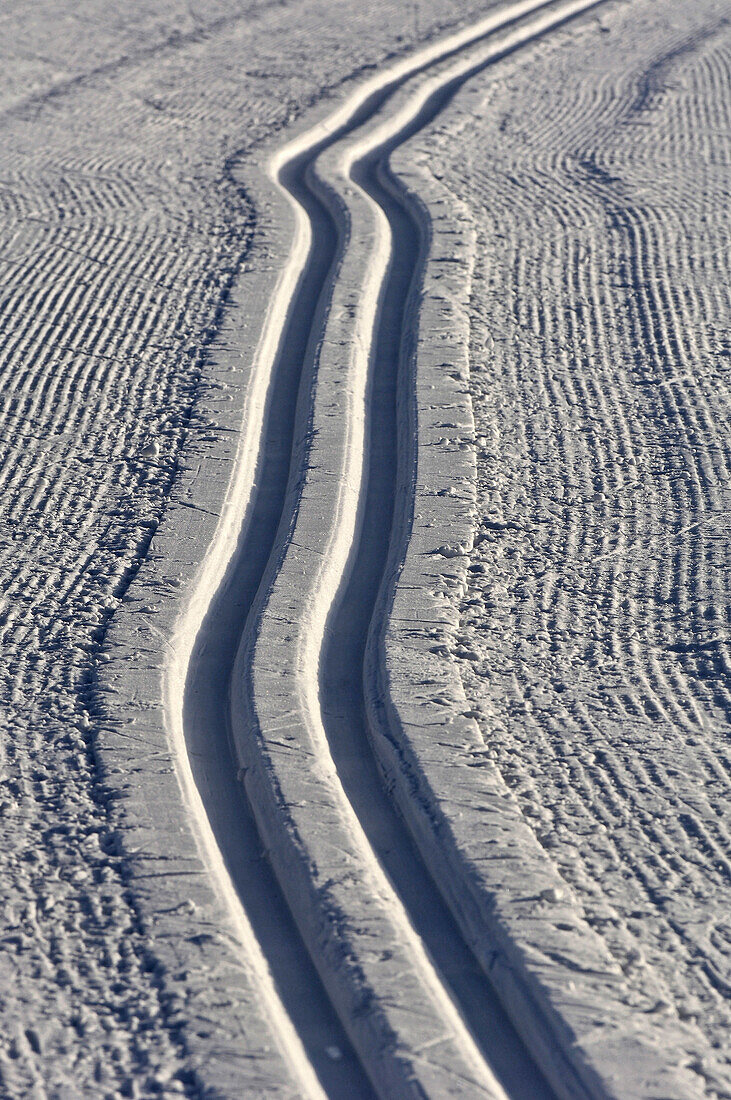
0 0 729 1097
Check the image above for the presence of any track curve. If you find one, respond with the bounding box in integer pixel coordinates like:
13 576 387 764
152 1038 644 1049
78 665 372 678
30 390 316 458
167 1 614 1096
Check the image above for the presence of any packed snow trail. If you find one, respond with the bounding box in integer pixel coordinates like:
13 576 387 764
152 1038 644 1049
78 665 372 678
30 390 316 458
166 1 640 1097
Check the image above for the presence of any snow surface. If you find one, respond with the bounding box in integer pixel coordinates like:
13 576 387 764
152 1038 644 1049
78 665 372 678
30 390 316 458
405 0 731 1092
0 0 729 1097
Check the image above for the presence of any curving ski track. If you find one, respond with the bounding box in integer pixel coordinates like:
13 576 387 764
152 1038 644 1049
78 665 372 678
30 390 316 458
167 1 611 1096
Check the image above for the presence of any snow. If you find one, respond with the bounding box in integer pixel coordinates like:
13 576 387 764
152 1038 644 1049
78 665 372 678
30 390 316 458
1 0 729 1096
405 0 730 1092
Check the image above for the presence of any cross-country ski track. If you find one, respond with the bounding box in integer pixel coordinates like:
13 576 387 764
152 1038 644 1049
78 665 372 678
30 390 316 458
158 1 711 1097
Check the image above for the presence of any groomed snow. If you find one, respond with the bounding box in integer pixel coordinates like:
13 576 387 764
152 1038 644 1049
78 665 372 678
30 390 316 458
0 0 729 1097
401 0 730 1092
0 2 507 1094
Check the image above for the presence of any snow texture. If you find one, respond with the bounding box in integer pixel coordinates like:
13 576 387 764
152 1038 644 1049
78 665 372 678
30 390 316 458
402 0 730 1093
0 0 729 1097
0 2 504 1095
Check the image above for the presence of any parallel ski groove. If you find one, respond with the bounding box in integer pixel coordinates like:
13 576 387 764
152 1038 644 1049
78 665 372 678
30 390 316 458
164 2 646 1100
